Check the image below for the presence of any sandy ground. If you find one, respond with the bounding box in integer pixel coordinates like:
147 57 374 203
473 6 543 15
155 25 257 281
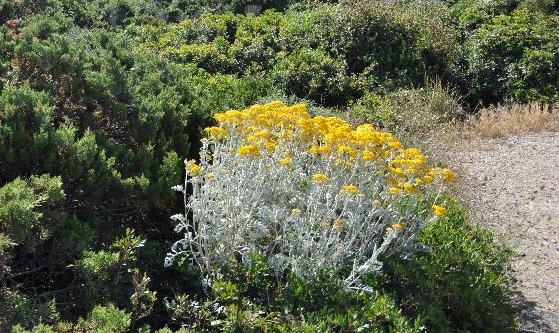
440 131 559 332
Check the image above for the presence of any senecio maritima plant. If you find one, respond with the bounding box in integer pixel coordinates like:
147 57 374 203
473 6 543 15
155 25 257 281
166 101 453 290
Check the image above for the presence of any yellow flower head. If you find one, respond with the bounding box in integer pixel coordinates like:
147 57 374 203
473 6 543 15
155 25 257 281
388 187 402 195
389 167 406 179
186 159 201 175
391 223 406 231
204 126 228 137
341 184 361 195
333 219 348 231
442 168 454 183
308 145 320 154
279 158 291 166
388 140 403 149
337 145 356 158
363 150 376 161
237 144 260 157
312 173 329 184
253 130 271 140
265 142 276 152
432 204 448 217
319 145 331 154
403 182 420 194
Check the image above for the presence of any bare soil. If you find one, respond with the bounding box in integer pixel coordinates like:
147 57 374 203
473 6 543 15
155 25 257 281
440 131 559 332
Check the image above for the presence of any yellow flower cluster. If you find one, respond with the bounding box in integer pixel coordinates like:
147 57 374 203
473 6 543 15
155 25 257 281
204 126 228 138
173 101 454 286
432 204 448 217
386 222 406 233
340 184 361 195
205 101 453 199
237 144 261 157
312 173 329 184
186 159 201 175
332 219 349 231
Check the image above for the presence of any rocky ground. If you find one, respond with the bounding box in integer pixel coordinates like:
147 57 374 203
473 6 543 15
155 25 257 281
441 131 559 332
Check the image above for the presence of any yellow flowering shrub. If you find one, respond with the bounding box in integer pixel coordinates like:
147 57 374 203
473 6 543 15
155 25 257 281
167 101 452 289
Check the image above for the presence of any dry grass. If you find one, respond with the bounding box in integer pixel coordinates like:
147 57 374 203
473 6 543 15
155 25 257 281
420 103 559 161
460 103 559 139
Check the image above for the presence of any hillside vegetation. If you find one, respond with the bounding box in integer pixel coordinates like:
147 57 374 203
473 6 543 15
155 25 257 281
1 0 557 332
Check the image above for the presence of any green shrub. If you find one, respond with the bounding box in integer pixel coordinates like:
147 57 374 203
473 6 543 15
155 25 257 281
0 175 64 246
4 22 201 212
449 0 518 31
0 84 56 178
458 9 559 104
186 68 272 117
169 0 292 16
334 2 425 88
75 303 131 333
519 0 559 13
280 4 340 53
165 256 422 332
0 0 63 21
397 0 459 75
0 25 17 88
229 10 285 74
57 0 175 27
353 80 463 136
74 229 146 308
2 291 59 331
136 3 460 107
271 48 355 106
282 3 427 90
140 11 284 75
12 323 55 333
11 303 130 333
168 41 233 73
373 198 517 331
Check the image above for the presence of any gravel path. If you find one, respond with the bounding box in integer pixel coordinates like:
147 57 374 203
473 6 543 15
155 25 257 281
442 131 559 332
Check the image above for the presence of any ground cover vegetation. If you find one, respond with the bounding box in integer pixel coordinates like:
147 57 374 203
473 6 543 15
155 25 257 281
0 0 556 331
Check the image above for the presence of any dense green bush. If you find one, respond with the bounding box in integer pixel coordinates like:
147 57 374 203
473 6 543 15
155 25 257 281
0 175 64 246
12 303 131 333
134 11 284 74
397 0 459 74
161 255 423 332
282 2 453 91
519 0 559 13
163 0 292 16
353 80 464 135
449 0 519 31
135 2 461 106
271 48 354 106
375 199 516 331
332 2 424 85
458 9 559 104
1 11 196 331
